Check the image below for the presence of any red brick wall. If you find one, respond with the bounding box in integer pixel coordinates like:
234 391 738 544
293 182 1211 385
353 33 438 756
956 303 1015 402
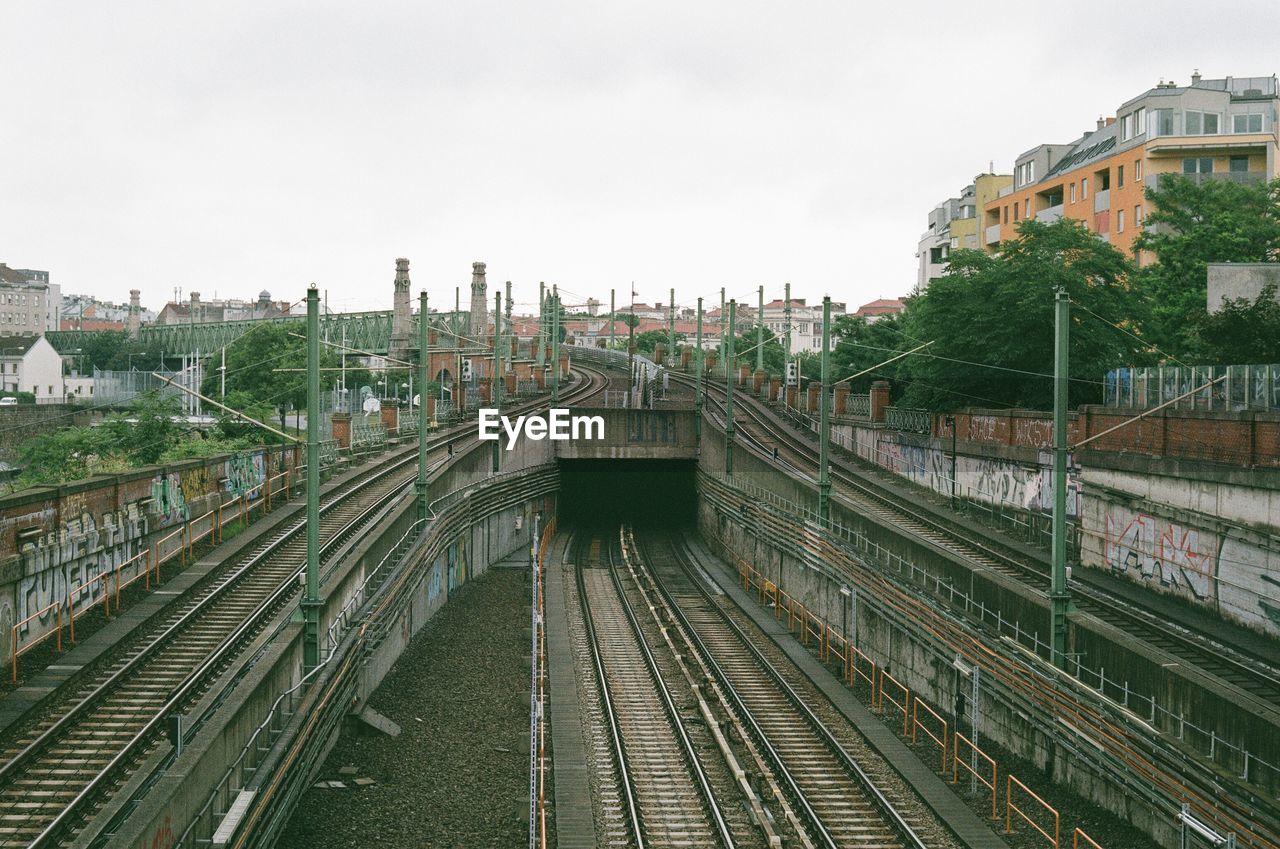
935 407 1279 467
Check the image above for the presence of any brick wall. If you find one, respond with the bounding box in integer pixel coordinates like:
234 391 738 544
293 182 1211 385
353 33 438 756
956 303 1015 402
937 406 1279 468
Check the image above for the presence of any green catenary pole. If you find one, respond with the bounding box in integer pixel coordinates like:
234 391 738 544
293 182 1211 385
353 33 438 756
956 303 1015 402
417 291 429 521
783 283 792 404
725 299 736 477
610 288 616 352
551 285 560 404
537 282 546 369
668 287 676 367
493 290 503 473
818 296 832 526
302 285 322 673
719 287 726 360
1051 287 1072 669
695 297 703 441
756 285 764 374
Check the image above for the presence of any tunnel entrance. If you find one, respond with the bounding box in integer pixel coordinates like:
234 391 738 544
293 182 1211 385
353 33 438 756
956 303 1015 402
557 459 697 527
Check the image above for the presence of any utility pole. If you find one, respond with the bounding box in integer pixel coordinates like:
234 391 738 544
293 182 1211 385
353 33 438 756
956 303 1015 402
417 292 429 521
725 299 736 478
818 296 832 526
1051 287 1071 669
695 297 703 442
551 285 560 404
505 280 512 344
610 288 616 352
537 282 546 370
494 290 503 473
757 285 764 374
668 287 676 367
302 286 322 673
719 287 726 360
627 283 636 401
783 283 792 405
220 346 226 402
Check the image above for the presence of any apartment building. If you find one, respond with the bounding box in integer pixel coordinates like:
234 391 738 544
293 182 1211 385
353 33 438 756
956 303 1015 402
917 172 1013 291
0 264 58 336
983 72 1278 259
759 298 848 352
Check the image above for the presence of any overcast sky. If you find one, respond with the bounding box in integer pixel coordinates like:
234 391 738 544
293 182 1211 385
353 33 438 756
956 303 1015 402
3 1 1278 317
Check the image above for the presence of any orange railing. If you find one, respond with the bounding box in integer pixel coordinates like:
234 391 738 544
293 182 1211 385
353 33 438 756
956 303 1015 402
11 601 64 682
850 645 878 704
1072 828 1104 849
115 549 153 607
1007 773 1060 848
879 669 910 736
953 732 998 820
912 695 949 773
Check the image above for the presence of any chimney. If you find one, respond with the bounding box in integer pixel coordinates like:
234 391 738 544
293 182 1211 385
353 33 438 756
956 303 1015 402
127 289 141 338
469 262 488 342
1096 116 1105 130
390 257 411 351
1191 69 1202 85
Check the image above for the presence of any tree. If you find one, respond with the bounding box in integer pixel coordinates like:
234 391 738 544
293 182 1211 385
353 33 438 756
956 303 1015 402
731 324 785 375
633 329 685 355
1196 284 1280 363
830 313 914 394
898 218 1147 410
1135 175 1280 357
99 393 183 465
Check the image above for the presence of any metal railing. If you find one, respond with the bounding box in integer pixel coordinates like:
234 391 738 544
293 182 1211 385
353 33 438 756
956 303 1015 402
884 406 930 433
845 394 870 418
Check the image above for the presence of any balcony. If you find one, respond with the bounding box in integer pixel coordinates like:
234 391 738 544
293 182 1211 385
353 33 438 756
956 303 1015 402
1036 204 1064 223
1145 171 1265 190
985 224 1002 245
1093 188 1110 212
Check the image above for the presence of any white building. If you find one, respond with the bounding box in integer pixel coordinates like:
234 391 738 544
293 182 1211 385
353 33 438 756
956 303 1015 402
0 335 65 400
759 298 848 352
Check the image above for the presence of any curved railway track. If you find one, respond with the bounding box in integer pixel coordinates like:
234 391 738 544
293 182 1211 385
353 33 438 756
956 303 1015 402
680 372 1280 707
0 367 607 849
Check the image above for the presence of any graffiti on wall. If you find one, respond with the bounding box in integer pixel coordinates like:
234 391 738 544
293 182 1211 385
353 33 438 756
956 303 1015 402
1103 512 1217 601
179 466 210 504
150 473 187 526
224 452 266 499
969 415 999 443
1011 418 1053 449
16 537 145 641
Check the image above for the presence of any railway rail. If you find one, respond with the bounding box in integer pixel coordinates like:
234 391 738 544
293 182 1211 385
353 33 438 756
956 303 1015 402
625 527 957 849
0 367 605 849
680 371 1280 708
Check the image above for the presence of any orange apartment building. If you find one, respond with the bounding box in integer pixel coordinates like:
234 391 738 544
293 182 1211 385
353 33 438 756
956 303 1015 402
981 72 1279 262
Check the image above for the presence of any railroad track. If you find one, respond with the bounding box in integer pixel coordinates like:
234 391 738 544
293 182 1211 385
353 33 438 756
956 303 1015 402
681 373 1280 708
626 528 956 849
0 367 607 849
574 531 735 849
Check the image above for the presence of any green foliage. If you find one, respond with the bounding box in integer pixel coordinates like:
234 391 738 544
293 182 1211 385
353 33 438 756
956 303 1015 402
15 427 123 487
98 393 184 465
0 391 36 404
894 218 1147 410
1135 175 1280 357
633 329 686 354
731 324 785 375
1196 284 1280 363
200 324 359 432
830 314 912 394
66 331 167 373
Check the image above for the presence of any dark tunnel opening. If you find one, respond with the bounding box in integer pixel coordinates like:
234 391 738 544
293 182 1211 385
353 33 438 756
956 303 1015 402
557 459 697 528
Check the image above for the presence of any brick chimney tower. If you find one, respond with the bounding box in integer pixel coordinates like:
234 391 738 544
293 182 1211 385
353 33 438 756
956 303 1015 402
127 289 142 338
189 291 201 322
389 257 412 359
468 262 487 344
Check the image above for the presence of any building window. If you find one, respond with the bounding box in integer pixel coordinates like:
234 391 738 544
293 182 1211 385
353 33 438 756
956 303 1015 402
1081 177 1089 199
1135 159 1142 180
1135 205 1143 226
1183 157 1214 174
1184 111 1220 134
1151 109 1174 137
1117 209 1125 232
1230 155 1250 173
1003 206 1008 224
1117 164 1125 187
1013 202 1020 222
1134 107 1145 136
1069 183 1076 203
1120 113 1133 141
1233 113 1264 133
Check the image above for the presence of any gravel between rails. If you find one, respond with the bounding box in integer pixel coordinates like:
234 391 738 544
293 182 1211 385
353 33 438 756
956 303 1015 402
278 567 532 849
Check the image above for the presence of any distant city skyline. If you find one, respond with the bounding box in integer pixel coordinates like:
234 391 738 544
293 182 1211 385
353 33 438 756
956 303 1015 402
3 1 1278 318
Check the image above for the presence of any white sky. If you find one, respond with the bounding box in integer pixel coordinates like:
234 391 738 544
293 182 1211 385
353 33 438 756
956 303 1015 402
3 1 1278 317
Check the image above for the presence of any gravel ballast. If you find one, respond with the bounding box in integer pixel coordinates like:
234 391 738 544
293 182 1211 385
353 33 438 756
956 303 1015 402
279 566 532 849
